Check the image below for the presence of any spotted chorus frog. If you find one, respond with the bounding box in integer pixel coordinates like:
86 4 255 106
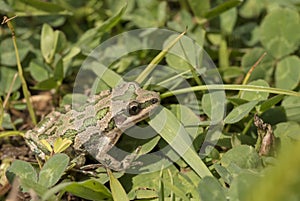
25 82 160 171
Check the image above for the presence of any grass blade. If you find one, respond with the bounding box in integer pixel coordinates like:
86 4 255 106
135 29 186 84
2 16 37 124
161 84 300 99
149 107 213 178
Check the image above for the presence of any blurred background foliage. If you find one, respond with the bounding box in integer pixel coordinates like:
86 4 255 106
1 0 300 200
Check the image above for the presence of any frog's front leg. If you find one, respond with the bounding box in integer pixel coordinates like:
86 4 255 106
79 135 141 171
96 145 142 171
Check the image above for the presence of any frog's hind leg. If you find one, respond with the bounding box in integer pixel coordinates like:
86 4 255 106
25 111 62 158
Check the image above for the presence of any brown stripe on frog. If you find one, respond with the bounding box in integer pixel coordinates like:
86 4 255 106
140 98 159 110
90 92 111 105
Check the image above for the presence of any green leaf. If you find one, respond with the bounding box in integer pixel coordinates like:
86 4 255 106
204 0 242 20
275 56 300 90
220 145 261 170
220 7 237 34
0 0 13 12
240 79 270 101
222 66 244 80
139 135 161 154
281 96 300 122
243 140 300 201
0 66 21 95
38 153 69 188
127 166 180 199
241 47 274 82
62 46 81 69
169 104 203 139
7 162 49 197
0 38 31 66
260 94 284 112
63 179 112 201
260 8 300 59
28 59 52 82
53 57 64 81
239 0 265 18
214 164 232 185
228 172 260 201
14 0 71 16
224 101 258 124
21 178 50 198
54 31 67 54
149 107 213 178
198 176 227 201
108 170 130 201
7 160 38 183
41 24 55 63
53 137 72 154
32 77 58 90
202 91 225 123
165 54 192 72
187 0 210 17
160 178 191 201
77 4 127 51
274 122 300 140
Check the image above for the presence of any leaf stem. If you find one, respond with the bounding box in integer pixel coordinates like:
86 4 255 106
238 52 267 97
2 16 37 125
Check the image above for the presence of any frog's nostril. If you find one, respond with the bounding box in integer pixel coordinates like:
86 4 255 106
151 98 159 104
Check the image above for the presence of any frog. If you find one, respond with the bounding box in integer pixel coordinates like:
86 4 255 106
25 82 160 171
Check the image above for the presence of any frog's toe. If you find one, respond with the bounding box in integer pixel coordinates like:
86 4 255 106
130 161 143 167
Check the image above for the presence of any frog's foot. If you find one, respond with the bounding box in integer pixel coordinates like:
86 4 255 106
68 152 86 169
97 146 143 171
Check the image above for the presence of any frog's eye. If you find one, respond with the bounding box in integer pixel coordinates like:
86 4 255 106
128 101 141 115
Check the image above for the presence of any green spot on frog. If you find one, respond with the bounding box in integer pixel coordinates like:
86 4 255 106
83 116 97 128
96 107 109 120
37 117 51 127
69 118 75 124
62 129 78 140
77 113 85 120
104 119 116 132
38 134 49 140
56 120 64 127
112 84 137 101
49 127 57 136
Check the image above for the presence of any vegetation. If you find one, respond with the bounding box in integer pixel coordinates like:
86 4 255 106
1 0 300 200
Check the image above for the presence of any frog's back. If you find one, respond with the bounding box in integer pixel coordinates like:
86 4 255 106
25 89 112 157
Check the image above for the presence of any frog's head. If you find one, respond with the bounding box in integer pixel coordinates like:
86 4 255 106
111 82 160 129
